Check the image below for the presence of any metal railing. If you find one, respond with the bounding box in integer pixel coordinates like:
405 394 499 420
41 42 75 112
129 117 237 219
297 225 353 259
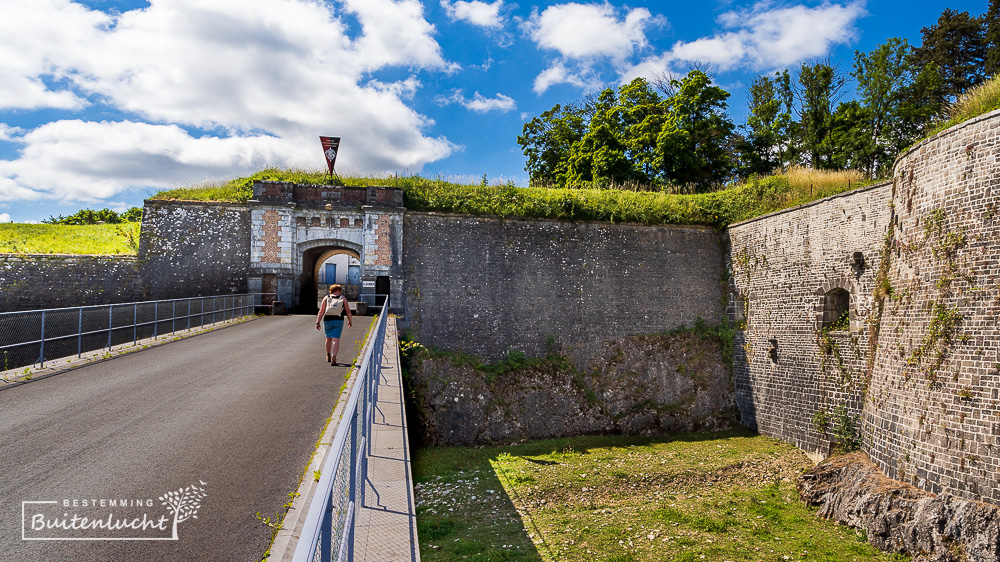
292 296 390 562
356 294 387 313
0 293 278 372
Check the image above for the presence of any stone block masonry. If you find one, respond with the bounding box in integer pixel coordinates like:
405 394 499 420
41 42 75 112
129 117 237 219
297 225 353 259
402 213 724 361
726 182 893 461
866 109 1000 504
0 254 142 311
139 201 251 300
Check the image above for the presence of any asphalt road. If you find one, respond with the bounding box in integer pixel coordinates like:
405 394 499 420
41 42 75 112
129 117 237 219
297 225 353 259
0 313 373 562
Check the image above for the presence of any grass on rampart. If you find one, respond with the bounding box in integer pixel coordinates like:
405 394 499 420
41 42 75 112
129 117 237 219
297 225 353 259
0 222 140 255
152 166 869 229
926 74 1000 139
413 429 908 561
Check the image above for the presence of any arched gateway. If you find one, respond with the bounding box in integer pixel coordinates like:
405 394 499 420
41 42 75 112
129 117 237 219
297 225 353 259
246 181 403 311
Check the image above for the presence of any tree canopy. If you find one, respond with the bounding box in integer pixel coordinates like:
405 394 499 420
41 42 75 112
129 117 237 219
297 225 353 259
518 70 736 192
43 207 143 225
518 2 1000 188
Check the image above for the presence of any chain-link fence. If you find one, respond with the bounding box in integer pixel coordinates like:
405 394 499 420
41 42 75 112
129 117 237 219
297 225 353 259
0 294 277 372
293 296 389 562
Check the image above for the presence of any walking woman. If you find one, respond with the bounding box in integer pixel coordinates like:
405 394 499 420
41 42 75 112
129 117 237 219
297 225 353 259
316 284 353 365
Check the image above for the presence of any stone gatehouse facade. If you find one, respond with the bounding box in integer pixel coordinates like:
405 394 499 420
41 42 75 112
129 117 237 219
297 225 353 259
247 180 404 311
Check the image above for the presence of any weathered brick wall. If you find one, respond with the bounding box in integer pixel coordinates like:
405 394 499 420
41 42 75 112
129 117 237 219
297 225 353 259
865 109 1000 503
139 201 251 299
402 213 724 360
726 182 893 460
0 254 141 312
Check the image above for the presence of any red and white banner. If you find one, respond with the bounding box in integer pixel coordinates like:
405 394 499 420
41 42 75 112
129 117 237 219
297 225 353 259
319 136 341 175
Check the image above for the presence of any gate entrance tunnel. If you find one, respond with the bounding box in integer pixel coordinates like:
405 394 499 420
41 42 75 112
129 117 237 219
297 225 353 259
300 246 361 313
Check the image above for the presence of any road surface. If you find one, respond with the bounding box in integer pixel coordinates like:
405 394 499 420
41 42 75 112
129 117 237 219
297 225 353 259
0 314 372 561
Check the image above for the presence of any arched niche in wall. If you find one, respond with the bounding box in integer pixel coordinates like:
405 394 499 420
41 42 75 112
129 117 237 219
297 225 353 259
732 290 750 329
815 279 858 331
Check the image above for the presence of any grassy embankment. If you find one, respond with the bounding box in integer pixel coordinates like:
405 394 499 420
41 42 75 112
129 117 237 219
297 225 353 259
413 429 908 562
924 74 1000 138
152 166 868 229
0 222 140 254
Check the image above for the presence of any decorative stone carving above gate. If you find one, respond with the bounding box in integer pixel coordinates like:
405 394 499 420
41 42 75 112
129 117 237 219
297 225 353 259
246 180 404 311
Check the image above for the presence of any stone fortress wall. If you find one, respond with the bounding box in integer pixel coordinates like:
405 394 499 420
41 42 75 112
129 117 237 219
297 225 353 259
0 201 249 312
726 182 893 462
865 110 1000 504
3 108 1000 506
727 108 1000 505
401 213 725 361
0 254 143 311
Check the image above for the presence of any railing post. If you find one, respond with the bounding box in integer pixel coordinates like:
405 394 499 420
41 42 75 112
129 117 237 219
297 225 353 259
154 301 158 339
107 304 113 351
172 300 176 334
188 299 191 331
38 310 45 368
78 307 83 358
133 303 138 345
320 494 333 560
348 401 359 562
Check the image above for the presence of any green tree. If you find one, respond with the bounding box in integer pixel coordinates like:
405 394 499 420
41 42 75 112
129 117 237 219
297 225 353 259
912 8 986 101
121 207 143 222
827 100 873 172
516 104 586 186
850 38 946 177
986 0 1000 77
42 207 143 225
797 61 846 170
615 78 668 180
739 70 795 177
518 71 736 190
654 70 736 190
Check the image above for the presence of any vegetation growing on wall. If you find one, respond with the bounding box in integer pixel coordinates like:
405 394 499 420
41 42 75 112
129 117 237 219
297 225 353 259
899 208 968 384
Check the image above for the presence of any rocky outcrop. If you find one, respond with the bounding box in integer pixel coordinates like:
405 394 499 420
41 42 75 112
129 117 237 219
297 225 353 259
798 452 1000 561
405 330 740 446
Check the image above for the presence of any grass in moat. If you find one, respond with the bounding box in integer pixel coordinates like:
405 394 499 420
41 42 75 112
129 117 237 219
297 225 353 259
412 429 909 562
0 222 140 254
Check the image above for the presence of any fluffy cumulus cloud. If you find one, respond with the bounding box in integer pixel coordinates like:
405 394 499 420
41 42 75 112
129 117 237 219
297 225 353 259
441 0 504 28
0 0 458 204
0 213 10 223
437 90 516 113
663 2 866 71
525 3 662 92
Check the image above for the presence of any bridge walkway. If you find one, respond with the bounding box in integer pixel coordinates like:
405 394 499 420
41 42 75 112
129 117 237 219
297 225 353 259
352 316 420 560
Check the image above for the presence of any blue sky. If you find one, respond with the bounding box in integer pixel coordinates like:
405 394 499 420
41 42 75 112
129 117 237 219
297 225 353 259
0 0 988 222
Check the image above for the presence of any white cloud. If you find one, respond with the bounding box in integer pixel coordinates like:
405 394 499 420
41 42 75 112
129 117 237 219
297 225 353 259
663 2 865 71
0 0 106 110
0 124 24 141
341 0 457 71
524 3 663 93
526 3 659 61
0 213 10 223
0 0 459 204
438 90 516 113
441 0 504 28
532 62 598 94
